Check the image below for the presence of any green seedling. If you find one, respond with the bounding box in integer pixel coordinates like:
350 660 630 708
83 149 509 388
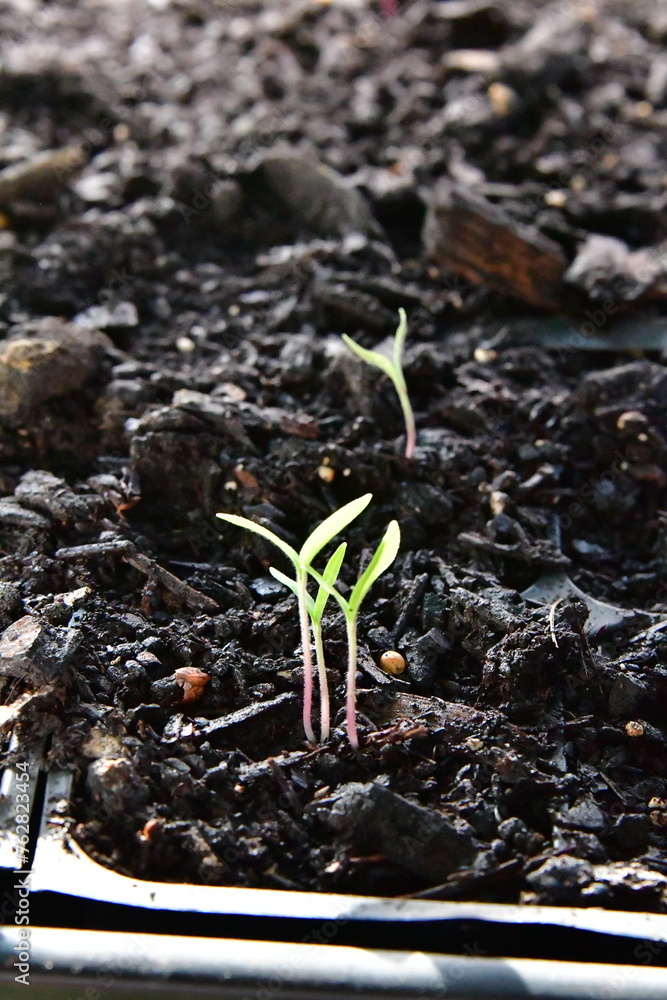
342 307 416 459
216 495 371 744
307 519 401 748
269 542 346 742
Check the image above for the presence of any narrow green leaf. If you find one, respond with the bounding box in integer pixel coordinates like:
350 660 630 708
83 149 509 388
349 521 400 615
268 566 298 597
269 567 315 615
342 334 395 381
216 513 299 564
299 494 372 566
392 308 408 370
313 542 347 621
306 564 350 619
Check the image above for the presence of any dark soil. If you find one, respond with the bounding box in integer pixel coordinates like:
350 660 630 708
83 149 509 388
1 0 666 912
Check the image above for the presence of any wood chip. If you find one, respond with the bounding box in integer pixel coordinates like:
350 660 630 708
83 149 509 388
423 182 570 310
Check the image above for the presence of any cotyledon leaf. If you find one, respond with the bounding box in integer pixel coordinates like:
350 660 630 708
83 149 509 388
299 494 371 566
349 520 401 615
313 542 347 622
216 513 299 564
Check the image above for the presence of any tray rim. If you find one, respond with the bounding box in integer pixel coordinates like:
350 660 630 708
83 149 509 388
2 925 667 1000
24 769 667 944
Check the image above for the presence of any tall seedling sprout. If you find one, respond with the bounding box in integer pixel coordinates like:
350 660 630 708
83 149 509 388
269 542 346 742
342 308 416 459
216 495 371 743
307 520 401 748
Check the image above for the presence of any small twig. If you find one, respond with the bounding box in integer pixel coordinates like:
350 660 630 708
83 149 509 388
56 538 218 613
55 540 135 559
402 858 523 901
598 771 632 806
123 549 219 613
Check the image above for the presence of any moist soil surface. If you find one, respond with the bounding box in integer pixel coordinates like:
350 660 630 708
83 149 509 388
1 0 667 912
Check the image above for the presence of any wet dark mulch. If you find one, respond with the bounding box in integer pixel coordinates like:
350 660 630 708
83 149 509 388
0 0 666 912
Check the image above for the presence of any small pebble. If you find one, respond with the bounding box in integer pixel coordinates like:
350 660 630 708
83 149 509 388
135 649 161 665
489 490 509 516
488 82 516 116
317 465 335 483
466 737 485 752
59 586 91 608
625 720 644 738
217 382 246 401
379 650 406 675
632 101 653 118
544 189 567 207
474 347 497 363
176 336 196 354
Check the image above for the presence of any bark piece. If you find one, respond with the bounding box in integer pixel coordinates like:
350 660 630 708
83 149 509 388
361 691 490 741
0 500 50 529
199 692 299 747
423 182 569 310
14 469 102 524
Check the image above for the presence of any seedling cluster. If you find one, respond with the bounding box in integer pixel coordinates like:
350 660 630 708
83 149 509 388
218 311 414 748
217 496 400 748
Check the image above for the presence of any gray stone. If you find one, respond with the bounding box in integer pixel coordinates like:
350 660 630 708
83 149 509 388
0 614 80 684
323 781 475 880
608 672 649 718
258 155 381 239
87 757 149 813
0 318 111 422
526 855 594 899
559 796 606 832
